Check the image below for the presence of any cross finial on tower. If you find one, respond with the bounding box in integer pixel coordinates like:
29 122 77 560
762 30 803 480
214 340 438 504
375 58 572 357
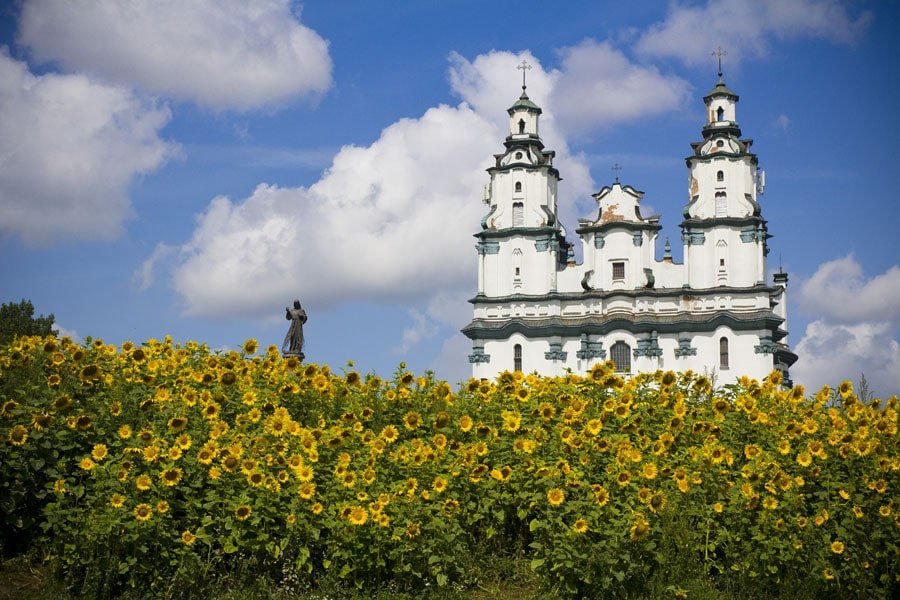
712 46 727 80
612 163 622 184
517 59 532 93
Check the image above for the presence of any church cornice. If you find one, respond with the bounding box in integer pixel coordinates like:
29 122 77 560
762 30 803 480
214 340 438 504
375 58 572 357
487 162 560 179
462 309 785 340
679 216 766 230
576 220 662 236
469 282 779 305
475 226 561 240
685 150 758 167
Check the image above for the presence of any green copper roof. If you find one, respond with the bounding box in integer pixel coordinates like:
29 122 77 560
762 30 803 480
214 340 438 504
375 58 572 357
508 88 542 114
704 78 739 101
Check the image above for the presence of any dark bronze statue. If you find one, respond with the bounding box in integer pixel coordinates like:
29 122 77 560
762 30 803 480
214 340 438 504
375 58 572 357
282 299 307 360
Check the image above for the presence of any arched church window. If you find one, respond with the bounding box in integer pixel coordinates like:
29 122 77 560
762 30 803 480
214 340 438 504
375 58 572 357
717 170 724 182
515 181 522 194
514 344 522 372
518 119 526 134
512 202 524 227
716 107 725 122
719 337 729 370
715 192 727 217
610 341 631 373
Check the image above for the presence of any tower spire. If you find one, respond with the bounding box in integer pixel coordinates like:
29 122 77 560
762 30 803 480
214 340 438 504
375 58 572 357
712 46 727 81
612 163 622 184
517 59 532 97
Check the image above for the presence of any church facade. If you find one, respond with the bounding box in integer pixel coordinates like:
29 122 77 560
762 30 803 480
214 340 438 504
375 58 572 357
462 75 797 385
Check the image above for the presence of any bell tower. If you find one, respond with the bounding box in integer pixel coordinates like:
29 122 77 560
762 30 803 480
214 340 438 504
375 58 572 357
682 51 768 289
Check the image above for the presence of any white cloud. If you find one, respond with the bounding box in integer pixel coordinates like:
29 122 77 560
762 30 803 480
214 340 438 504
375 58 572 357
792 320 900 398
168 50 610 319
19 0 332 110
0 50 177 246
774 114 791 132
172 103 496 317
798 255 900 323
54 323 80 343
134 243 175 291
636 0 872 66
792 256 900 397
550 40 689 134
394 309 439 355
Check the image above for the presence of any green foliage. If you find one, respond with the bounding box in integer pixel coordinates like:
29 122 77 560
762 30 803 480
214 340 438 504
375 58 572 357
0 335 897 599
0 300 56 347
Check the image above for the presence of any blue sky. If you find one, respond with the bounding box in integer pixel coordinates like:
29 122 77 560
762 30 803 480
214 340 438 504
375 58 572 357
1 1 898 396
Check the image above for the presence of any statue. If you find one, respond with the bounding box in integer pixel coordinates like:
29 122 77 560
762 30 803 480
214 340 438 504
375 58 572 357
282 300 307 360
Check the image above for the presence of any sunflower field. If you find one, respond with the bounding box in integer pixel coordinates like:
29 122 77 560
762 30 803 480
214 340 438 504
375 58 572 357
0 335 897 598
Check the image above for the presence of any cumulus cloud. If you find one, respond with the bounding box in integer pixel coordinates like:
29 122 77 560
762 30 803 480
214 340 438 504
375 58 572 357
791 256 900 397
134 243 175 291
792 320 900 398
636 0 872 66
172 103 496 317
550 40 689 134
0 50 177 246
168 51 618 318
19 0 332 110
797 255 900 323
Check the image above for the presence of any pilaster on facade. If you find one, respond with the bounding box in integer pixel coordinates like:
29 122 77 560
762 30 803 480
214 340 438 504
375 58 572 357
576 334 606 360
674 337 698 357
544 342 567 361
468 346 491 364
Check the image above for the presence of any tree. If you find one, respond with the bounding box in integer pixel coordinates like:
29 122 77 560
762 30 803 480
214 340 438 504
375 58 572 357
0 299 57 346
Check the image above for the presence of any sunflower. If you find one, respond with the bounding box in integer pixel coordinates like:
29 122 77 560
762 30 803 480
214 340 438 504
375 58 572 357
763 496 779 511
311 502 324 515
796 452 812 467
298 482 316 499
616 471 632 487
830 540 845 554
246 471 265 487
403 411 422 430
241 338 259 354
167 416 188 433
134 503 153 522
110 494 126 508
348 506 368 525
181 530 197 545
572 518 589 534
197 446 215 465
176 434 192 450
380 425 399 443
592 485 610 507
713 502 724 513
157 500 170 514
79 457 96 471
649 492 667 513
629 517 651 541
432 476 448 493
547 488 565 506
234 505 252 521
459 415 473 432
8 425 28 446
160 467 183 487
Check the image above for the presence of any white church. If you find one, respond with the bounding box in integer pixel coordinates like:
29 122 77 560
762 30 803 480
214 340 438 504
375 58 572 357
462 70 797 386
